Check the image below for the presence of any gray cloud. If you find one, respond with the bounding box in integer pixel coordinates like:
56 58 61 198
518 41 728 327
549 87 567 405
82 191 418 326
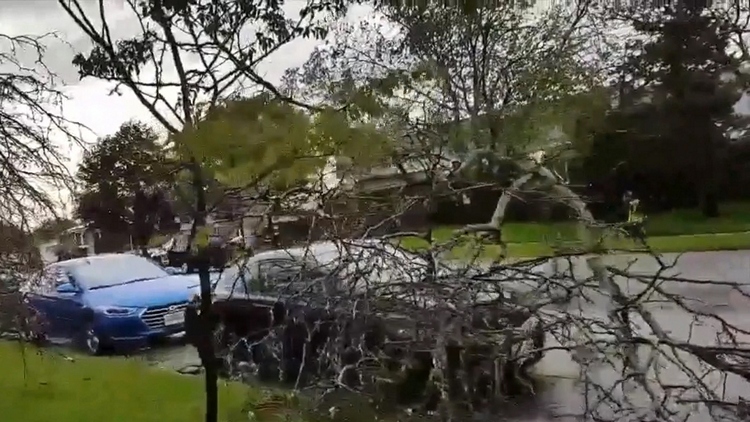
0 0 373 214
1 0 149 83
1 1 370 85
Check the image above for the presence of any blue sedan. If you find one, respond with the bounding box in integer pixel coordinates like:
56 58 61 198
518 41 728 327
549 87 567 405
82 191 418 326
22 253 203 354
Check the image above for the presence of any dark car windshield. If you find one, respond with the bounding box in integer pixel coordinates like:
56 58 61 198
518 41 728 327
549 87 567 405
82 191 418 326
215 257 330 297
66 255 168 290
214 263 251 296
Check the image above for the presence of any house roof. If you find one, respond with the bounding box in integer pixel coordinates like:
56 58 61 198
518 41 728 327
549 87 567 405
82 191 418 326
63 224 90 235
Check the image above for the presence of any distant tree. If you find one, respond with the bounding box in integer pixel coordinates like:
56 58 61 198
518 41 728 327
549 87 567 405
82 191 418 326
597 4 747 216
0 222 41 269
75 121 177 249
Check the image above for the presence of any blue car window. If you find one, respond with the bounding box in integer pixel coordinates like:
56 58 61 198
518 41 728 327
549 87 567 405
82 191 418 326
30 266 65 295
51 267 69 287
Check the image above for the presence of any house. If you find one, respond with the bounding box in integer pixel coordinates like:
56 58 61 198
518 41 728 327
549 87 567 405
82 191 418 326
61 224 99 256
164 203 273 252
37 223 101 262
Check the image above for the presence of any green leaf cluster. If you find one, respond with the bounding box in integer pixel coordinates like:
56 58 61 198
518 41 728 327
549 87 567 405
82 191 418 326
175 96 393 193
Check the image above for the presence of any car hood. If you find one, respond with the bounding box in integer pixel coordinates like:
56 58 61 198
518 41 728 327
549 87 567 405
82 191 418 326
181 272 222 283
85 275 201 308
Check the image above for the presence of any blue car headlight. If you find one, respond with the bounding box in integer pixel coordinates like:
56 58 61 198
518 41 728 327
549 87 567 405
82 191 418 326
94 306 141 317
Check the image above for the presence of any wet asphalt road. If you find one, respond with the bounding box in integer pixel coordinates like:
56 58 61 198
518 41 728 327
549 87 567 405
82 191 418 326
136 251 750 421
505 250 750 421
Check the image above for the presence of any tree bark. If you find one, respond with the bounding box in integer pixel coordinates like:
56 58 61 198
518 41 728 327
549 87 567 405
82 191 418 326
699 119 719 218
700 140 719 218
190 160 219 422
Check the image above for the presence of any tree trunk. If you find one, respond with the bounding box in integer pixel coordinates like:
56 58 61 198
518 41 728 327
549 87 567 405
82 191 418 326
701 191 719 218
189 160 218 422
699 123 720 218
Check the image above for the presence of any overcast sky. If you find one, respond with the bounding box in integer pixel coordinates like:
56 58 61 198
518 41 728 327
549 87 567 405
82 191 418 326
0 0 373 214
1 0 374 147
4 1 742 143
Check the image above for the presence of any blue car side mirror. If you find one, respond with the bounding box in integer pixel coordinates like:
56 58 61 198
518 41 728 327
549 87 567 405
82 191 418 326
56 283 79 294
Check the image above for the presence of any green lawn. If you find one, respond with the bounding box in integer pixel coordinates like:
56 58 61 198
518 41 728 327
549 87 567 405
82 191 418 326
0 342 396 422
398 202 750 259
640 202 750 236
0 342 257 422
444 231 750 260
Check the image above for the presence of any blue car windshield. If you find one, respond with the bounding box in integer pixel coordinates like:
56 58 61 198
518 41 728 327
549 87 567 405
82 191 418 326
67 255 168 290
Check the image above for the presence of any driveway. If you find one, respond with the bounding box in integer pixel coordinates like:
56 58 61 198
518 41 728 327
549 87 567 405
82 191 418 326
141 250 750 421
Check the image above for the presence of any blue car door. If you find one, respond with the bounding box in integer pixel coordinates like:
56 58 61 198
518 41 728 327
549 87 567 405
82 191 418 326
26 268 63 337
50 270 87 339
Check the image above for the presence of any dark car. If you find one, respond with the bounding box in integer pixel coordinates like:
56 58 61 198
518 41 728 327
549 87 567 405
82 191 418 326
154 234 232 273
188 239 545 404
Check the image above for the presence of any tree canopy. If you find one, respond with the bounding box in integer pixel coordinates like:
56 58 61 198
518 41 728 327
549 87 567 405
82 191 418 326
285 4 610 174
75 120 176 236
32 218 77 242
0 33 82 231
581 5 749 216
176 95 394 202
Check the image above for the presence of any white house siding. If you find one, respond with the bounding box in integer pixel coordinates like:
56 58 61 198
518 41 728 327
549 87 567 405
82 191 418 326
82 230 96 256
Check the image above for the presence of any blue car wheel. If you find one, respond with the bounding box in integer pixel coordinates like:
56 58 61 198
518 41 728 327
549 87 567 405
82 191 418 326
83 326 102 355
77 319 105 356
